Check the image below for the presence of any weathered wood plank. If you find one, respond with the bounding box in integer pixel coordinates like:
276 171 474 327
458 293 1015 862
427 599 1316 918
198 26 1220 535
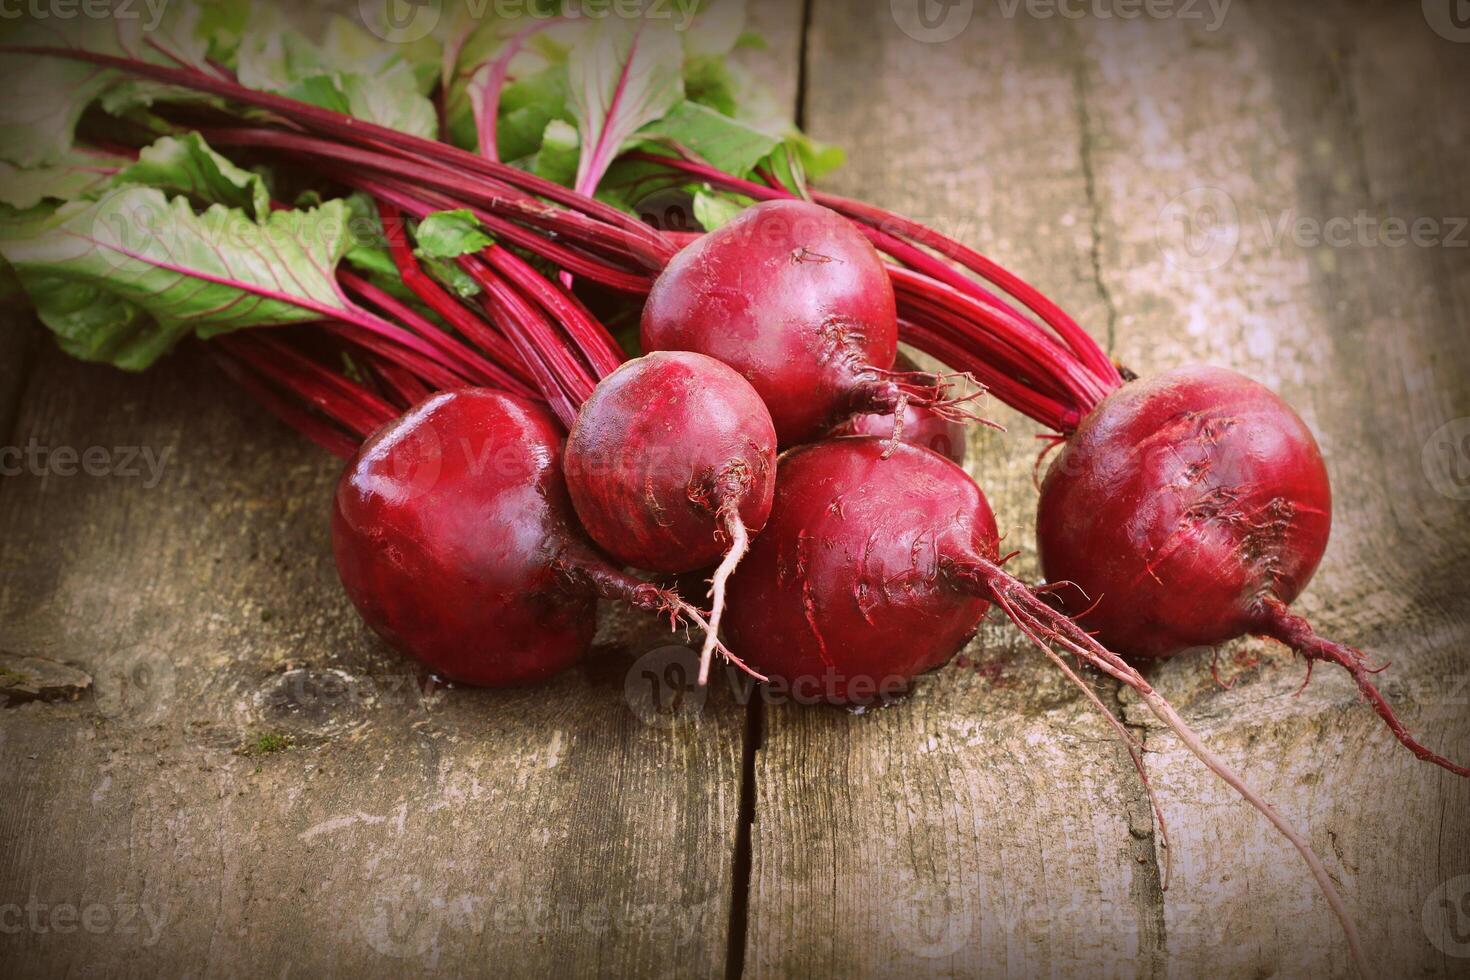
1083 1 1470 976
745 4 1166 977
0 342 745 978
0 3 809 977
750 1 1470 978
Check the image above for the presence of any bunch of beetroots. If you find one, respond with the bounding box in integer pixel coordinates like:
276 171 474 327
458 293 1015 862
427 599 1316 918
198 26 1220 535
628 162 1466 783
330 200 967 688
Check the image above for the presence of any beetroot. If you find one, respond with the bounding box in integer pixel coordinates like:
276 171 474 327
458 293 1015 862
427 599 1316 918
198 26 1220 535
1038 365 1467 777
642 200 970 445
564 351 777 679
332 389 707 687
724 438 993 702
725 436 1364 967
565 352 776 572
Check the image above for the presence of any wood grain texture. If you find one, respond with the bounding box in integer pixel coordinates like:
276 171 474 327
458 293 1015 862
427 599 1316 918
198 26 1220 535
0 316 35 454
1086 3 1470 976
0 3 809 977
745 3 1166 978
752 0 1470 977
0 344 746 978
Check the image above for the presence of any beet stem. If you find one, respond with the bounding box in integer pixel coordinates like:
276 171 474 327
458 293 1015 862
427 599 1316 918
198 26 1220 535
210 348 361 459
1257 598 1469 778
6 46 674 256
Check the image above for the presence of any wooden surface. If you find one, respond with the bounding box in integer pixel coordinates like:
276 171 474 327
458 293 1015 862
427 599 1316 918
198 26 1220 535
2 1 1468 977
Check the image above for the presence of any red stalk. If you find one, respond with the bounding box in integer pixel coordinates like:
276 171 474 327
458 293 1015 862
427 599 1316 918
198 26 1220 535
813 190 1122 386
461 255 597 428
320 321 471 393
8 46 676 259
216 333 396 438
338 269 535 397
210 348 362 459
368 191 625 380
202 127 670 273
365 356 433 410
899 318 1079 434
890 267 1108 411
362 175 654 294
368 199 540 382
467 19 560 162
479 242 625 380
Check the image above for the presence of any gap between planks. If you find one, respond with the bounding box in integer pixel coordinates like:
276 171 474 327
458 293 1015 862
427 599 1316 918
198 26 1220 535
723 0 815 974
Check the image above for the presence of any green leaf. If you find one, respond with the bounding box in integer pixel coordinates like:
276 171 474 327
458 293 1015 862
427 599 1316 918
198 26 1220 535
683 0 747 59
684 56 739 117
421 257 481 298
413 210 494 260
786 131 846 181
493 64 573 161
319 14 438 94
0 8 215 166
763 142 810 199
0 150 124 210
0 57 116 167
0 189 355 369
78 5 223 118
195 0 252 63
443 17 580 153
638 101 779 177
530 119 580 186
236 25 437 139
693 190 747 232
568 18 684 196
17 273 156 367
112 133 271 219
333 66 438 139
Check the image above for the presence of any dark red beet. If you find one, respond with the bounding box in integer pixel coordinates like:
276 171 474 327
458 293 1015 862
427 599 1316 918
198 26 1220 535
1038 365 1467 777
332 389 704 687
725 436 1365 965
564 351 777 681
643 200 937 445
724 438 993 703
828 353 968 465
1038 365 1330 656
565 351 776 572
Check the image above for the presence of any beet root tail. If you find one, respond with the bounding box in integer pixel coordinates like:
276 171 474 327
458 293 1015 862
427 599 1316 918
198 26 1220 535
557 549 766 683
947 556 1367 977
1258 597 1469 778
699 506 750 686
866 368 1001 429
